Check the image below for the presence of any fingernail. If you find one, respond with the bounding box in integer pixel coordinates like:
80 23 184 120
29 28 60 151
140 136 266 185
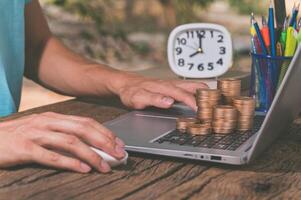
115 145 126 157
100 160 111 173
194 104 198 111
115 137 125 147
80 162 91 173
162 97 174 105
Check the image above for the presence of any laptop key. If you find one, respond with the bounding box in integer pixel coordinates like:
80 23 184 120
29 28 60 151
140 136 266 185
227 146 239 151
156 139 165 144
199 142 214 148
212 143 229 150
153 115 266 150
177 138 187 145
187 136 207 146
187 140 201 146
162 133 176 139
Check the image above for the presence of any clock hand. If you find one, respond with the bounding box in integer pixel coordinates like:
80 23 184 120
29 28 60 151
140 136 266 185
189 37 204 57
189 51 200 57
197 34 204 53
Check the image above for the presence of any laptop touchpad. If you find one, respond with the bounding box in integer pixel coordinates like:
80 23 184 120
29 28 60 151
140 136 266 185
104 112 176 145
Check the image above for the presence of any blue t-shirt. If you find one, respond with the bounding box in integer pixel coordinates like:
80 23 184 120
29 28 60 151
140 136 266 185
0 0 31 117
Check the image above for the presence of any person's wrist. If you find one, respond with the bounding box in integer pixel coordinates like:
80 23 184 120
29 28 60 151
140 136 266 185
106 71 140 95
86 64 141 96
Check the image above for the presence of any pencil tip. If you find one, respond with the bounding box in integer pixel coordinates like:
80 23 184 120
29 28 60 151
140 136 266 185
262 16 266 25
269 0 273 7
251 13 255 20
250 13 256 24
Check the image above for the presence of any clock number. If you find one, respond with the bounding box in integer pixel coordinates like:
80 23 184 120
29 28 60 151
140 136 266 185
217 35 224 43
198 64 204 71
175 47 182 55
217 58 223 65
177 38 187 45
219 47 226 55
178 58 185 67
186 31 194 38
197 30 206 38
208 63 214 70
188 63 194 70
210 30 214 38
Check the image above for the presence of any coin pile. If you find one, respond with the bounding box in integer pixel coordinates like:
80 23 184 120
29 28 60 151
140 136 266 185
176 78 255 135
187 123 212 135
176 118 199 133
233 97 256 131
212 105 238 134
196 89 221 123
218 79 241 104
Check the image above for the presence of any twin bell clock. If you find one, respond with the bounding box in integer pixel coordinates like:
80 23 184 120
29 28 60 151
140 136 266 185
167 23 233 81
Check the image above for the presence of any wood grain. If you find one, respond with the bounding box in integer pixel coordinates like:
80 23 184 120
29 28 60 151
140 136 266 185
0 99 300 200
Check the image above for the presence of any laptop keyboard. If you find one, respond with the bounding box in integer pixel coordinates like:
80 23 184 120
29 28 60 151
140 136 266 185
154 116 265 151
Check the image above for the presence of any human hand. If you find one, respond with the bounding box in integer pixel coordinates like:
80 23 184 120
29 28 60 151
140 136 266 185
116 75 208 111
0 112 125 173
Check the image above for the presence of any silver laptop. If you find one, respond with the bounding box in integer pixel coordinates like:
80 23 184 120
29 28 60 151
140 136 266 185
104 45 301 165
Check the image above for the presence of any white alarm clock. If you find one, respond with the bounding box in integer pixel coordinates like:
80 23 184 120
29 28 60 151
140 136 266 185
167 23 233 78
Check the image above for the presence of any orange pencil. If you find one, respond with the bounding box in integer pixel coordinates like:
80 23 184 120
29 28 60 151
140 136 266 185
261 16 271 54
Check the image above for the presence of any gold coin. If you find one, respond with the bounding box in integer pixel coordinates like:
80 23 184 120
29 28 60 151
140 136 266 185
176 118 199 132
213 128 234 134
214 106 238 117
196 89 221 123
233 96 255 103
218 79 241 104
213 120 237 127
187 124 211 135
232 96 256 131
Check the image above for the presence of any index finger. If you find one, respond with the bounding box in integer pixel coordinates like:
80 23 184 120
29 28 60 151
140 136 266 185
172 80 208 94
144 82 197 111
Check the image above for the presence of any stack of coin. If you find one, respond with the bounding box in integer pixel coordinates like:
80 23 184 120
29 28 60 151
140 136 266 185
217 79 241 104
212 105 238 134
176 118 199 133
196 89 221 123
187 123 212 135
233 97 255 131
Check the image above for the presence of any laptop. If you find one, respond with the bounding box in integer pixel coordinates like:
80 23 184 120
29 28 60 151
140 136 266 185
104 45 301 165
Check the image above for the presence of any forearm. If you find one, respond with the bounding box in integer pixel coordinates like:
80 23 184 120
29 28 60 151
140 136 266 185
37 37 135 97
24 0 136 98
24 0 205 111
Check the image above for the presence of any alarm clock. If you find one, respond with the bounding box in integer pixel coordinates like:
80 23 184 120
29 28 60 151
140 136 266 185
167 23 233 78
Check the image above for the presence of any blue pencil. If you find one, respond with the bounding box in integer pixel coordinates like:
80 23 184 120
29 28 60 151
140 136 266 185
251 13 268 55
289 2 299 27
269 0 276 57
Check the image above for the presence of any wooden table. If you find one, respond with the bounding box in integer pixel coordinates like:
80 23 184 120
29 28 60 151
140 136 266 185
1 98 301 200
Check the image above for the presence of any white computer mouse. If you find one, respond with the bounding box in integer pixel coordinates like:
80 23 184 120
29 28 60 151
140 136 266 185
90 147 128 167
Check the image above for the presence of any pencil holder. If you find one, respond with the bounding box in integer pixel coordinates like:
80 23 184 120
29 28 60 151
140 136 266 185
250 53 293 112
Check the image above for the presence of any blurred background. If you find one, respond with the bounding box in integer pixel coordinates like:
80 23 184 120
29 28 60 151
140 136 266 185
20 0 293 111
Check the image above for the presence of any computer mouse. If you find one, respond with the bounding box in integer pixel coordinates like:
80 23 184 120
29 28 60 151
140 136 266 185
90 147 128 167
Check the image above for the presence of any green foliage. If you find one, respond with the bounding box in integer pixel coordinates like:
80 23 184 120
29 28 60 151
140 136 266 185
48 0 125 37
130 41 151 55
46 0 267 59
159 0 214 24
47 0 214 30
48 0 266 34
228 0 268 14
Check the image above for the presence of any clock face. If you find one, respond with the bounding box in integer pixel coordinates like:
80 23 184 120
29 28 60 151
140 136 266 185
168 23 233 78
